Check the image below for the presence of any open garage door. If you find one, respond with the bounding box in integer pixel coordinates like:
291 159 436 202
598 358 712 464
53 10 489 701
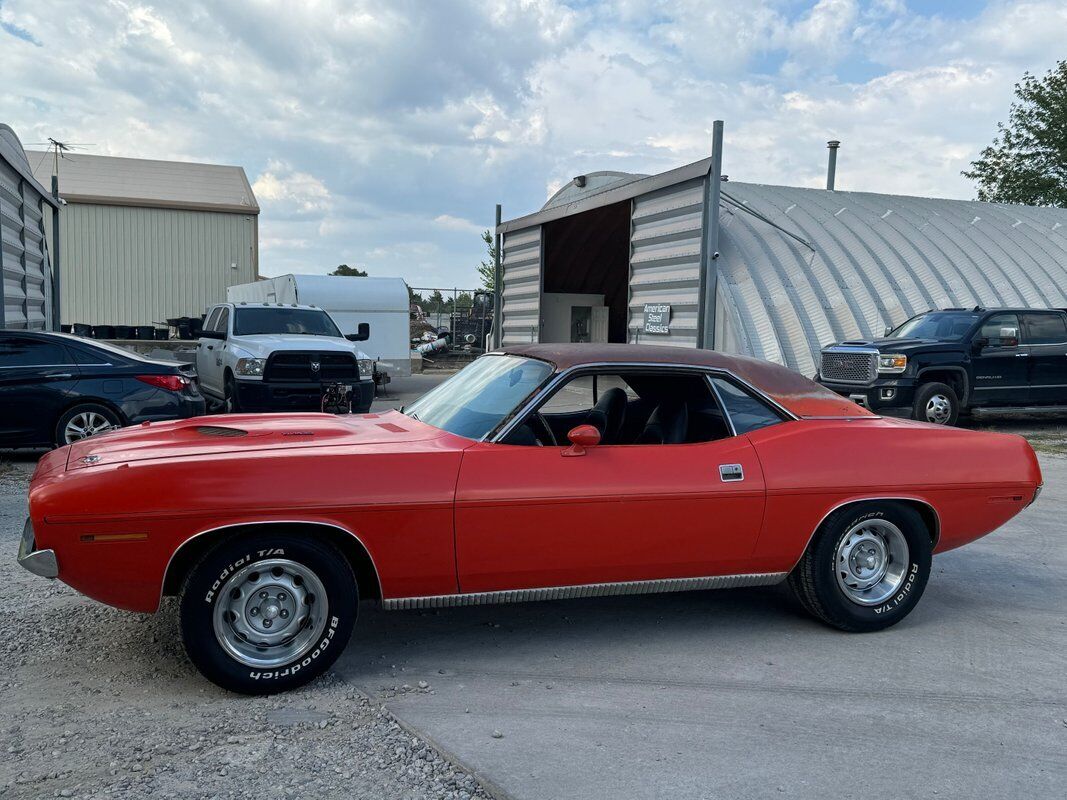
500 225 542 346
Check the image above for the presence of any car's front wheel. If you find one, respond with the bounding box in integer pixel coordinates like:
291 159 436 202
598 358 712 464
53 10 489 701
179 533 357 694
912 381 959 425
788 502 932 632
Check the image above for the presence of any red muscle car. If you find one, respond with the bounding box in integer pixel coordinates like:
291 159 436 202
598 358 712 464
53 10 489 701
19 344 1041 693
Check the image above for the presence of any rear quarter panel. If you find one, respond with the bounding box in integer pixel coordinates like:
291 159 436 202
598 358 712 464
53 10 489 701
745 417 1041 573
29 438 466 612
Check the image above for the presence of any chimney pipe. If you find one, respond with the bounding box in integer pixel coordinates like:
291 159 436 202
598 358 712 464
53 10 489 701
826 140 840 191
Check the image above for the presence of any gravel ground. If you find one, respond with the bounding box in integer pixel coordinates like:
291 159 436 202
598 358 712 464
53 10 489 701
0 465 493 799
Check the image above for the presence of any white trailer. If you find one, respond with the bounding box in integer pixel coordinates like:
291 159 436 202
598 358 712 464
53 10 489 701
228 274 411 377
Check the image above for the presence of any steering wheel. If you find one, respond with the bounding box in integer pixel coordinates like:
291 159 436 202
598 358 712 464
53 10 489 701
528 413 557 447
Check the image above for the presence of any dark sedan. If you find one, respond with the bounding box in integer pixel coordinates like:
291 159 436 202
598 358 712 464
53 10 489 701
0 330 206 448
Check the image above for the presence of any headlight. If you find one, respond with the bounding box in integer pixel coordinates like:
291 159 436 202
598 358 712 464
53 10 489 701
878 354 907 373
235 357 266 377
358 359 373 379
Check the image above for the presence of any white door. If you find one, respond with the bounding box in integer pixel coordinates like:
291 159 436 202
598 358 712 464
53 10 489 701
196 307 225 397
591 306 609 343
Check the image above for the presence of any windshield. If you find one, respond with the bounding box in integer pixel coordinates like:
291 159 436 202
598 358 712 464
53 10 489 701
233 308 342 337
403 354 554 440
888 312 980 341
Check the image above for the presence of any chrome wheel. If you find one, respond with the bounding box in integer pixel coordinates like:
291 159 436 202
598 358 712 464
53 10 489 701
924 394 952 424
212 558 329 669
835 519 910 606
63 411 118 443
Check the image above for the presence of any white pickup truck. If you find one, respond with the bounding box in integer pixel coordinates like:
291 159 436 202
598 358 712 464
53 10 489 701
196 302 375 413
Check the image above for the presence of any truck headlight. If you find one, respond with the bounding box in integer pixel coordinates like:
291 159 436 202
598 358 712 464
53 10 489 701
235 357 266 377
878 354 907 373
358 359 373 379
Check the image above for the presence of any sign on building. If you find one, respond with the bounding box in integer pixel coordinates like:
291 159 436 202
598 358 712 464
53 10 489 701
643 303 671 334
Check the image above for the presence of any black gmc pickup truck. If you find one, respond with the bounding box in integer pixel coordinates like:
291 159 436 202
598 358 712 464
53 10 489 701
816 307 1067 425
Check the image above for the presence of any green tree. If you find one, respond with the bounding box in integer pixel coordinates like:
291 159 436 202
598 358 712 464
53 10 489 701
476 229 498 291
329 264 368 276
963 61 1067 207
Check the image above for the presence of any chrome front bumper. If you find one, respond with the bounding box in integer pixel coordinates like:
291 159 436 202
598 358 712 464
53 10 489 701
18 518 58 579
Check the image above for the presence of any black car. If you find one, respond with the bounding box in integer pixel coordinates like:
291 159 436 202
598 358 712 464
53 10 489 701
816 306 1067 425
0 330 206 448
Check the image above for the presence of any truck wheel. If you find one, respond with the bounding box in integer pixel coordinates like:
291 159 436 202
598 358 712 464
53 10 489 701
912 382 958 425
224 374 241 413
788 502 932 632
179 533 358 694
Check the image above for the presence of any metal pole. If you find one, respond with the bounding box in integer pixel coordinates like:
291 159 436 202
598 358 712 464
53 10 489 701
492 204 502 348
701 120 724 351
51 175 62 331
826 140 840 191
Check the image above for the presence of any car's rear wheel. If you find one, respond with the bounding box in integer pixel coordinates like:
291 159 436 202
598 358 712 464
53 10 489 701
788 502 932 632
55 403 121 447
179 533 357 694
912 382 959 425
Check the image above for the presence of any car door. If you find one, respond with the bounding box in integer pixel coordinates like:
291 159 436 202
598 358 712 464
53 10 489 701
453 370 767 594
969 312 1030 406
1021 312 1067 405
0 336 81 446
196 306 224 396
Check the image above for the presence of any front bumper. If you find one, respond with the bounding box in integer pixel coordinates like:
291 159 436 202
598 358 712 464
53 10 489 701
18 518 57 579
235 379 375 413
817 376 917 413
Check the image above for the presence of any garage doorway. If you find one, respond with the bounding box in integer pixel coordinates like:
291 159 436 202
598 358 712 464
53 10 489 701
541 200 630 344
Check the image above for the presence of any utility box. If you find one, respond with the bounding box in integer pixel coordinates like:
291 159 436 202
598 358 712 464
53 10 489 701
228 274 412 377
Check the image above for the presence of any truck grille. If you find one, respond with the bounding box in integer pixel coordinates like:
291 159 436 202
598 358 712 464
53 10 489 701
821 350 876 384
265 352 358 383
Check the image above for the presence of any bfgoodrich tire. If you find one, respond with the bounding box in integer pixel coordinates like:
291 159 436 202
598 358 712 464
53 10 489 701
179 533 357 694
912 382 959 426
788 502 932 632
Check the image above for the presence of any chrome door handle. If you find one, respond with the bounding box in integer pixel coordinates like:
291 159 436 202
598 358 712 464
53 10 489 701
46 373 73 379
1015 352 1029 357
719 464 744 482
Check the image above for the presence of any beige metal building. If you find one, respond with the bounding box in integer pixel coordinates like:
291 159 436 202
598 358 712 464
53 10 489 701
29 151 259 326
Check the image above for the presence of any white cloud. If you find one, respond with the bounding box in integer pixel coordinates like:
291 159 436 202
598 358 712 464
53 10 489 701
433 214 484 234
1 0 1065 288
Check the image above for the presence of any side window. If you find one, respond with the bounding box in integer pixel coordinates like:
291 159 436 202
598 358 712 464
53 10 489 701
540 375 595 414
1023 313 1067 345
215 307 231 334
69 346 112 366
204 307 221 333
979 313 1021 347
710 377 785 434
0 338 72 368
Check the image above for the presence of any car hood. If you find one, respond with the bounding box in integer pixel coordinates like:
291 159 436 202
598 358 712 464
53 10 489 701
227 334 364 357
64 410 450 470
830 338 962 355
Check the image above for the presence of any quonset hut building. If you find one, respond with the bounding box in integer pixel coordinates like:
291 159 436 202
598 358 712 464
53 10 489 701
494 137 1067 377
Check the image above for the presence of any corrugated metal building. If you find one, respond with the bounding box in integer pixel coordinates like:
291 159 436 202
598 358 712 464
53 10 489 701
497 158 1067 376
28 150 259 326
0 124 59 330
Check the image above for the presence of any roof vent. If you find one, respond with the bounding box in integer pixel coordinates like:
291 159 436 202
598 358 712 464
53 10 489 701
195 425 248 438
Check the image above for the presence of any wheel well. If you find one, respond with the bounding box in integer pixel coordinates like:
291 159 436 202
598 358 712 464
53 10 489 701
55 398 128 429
161 522 382 603
918 369 967 405
825 498 940 548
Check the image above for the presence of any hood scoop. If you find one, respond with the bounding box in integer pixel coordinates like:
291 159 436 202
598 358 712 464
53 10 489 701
195 425 249 438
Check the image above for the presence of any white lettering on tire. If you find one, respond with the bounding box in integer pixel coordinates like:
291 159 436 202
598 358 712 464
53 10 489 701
248 616 340 681
203 548 286 604
872 563 919 615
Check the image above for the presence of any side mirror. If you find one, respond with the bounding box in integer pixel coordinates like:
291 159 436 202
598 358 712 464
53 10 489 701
971 336 989 354
346 323 370 342
200 329 225 340
562 424 601 457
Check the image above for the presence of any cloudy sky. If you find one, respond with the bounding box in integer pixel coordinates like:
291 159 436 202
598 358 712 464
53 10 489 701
2 0 1065 288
